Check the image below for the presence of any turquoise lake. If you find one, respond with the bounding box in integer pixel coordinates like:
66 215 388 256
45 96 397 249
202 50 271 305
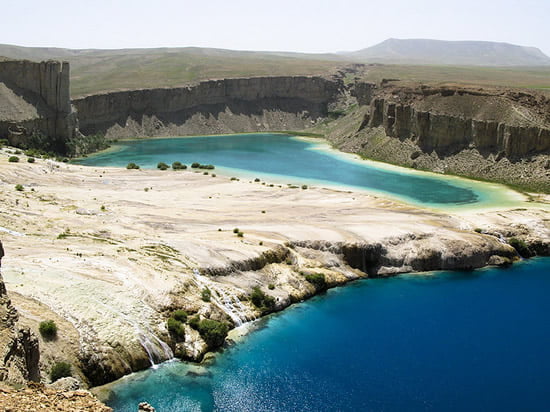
104 258 550 411
75 133 522 209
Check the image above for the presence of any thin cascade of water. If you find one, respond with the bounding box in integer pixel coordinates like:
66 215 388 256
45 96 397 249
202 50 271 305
92 299 174 367
193 269 253 326
152 334 174 360
137 332 158 367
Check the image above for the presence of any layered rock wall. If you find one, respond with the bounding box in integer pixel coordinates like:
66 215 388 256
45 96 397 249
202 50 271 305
366 97 550 158
0 60 76 150
73 76 340 138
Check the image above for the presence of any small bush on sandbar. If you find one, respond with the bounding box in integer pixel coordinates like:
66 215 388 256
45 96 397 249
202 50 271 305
15 184 24 192
8 156 19 163
27 157 35 163
126 162 140 170
172 161 187 170
50 361 71 381
191 162 200 168
157 162 169 170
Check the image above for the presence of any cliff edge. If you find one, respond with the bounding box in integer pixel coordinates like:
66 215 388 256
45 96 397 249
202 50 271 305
0 59 77 153
319 82 550 192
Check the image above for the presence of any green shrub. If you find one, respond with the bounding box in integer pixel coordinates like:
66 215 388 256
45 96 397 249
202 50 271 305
474 228 483 233
15 184 24 192
157 162 169 170
173 310 188 322
0 138 8 146
8 156 19 163
126 162 140 169
198 164 215 170
172 161 187 170
254 178 260 182
201 288 212 302
268 284 275 290
305 273 327 291
233 228 239 234
237 232 244 238
50 362 71 381
27 157 35 163
250 287 275 313
191 162 200 168
301 185 308 190
167 317 185 341
188 315 200 330
197 319 229 348
39 320 58 340
509 237 534 258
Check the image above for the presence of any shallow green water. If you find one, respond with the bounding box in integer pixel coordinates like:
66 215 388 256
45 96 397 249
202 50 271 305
75 133 523 208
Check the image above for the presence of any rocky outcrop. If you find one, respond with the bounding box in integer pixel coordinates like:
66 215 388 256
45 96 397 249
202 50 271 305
73 76 341 138
0 242 40 385
0 60 77 152
323 82 550 191
0 382 112 411
365 96 550 158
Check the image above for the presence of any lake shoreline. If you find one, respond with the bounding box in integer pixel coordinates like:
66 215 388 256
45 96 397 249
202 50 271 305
0 141 548 393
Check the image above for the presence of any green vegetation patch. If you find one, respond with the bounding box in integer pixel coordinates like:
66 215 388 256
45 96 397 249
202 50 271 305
305 273 327 291
250 286 275 314
50 362 71 382
196 319 229 349
39 320 58 340
167 317 185 342
508 237 534 258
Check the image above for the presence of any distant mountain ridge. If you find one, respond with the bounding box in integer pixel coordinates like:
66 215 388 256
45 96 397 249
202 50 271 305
345 38 550 66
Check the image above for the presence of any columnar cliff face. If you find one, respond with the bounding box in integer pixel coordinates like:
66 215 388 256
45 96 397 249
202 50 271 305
73 76 341 138
324 82 550 191
366 96 550 158
0 60 76 150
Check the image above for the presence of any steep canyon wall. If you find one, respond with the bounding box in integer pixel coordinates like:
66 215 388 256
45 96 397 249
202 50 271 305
73 76 341 138
329 82 550 191
0 60 76 150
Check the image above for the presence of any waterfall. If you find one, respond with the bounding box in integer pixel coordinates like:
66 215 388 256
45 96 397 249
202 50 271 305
137 332 159 367
92 299 174 367
193 269 253 326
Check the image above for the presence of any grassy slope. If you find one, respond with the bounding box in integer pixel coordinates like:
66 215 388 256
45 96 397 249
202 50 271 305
69 51 342 97
360 64 550 92
2 44 550 97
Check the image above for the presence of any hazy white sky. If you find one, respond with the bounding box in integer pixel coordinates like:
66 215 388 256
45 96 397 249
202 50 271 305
3 0 549 55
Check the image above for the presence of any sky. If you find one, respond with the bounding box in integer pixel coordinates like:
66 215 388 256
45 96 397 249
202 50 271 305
2 0 549 56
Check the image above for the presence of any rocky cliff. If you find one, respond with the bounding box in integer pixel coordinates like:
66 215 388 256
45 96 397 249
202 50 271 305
324 82 550 191
364 90 550 158
0 242 40 385
73 76 341 138
0 59 76 152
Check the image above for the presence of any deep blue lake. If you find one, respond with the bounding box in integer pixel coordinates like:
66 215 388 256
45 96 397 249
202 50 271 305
104 258 550 412
75 133 520 208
